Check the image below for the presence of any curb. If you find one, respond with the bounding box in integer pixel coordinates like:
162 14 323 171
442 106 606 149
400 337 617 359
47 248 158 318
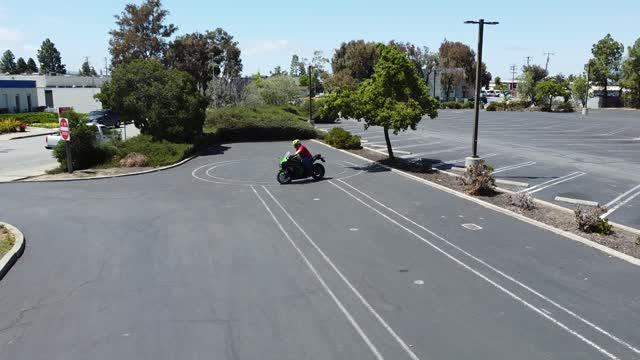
13 153 199 183
0 222 25 281
7 130 57 140
312 139 640 267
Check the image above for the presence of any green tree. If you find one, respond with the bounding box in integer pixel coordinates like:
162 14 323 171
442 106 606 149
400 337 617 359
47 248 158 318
494 76 508 92
109 0 177 66
388 41 436 79
439 40 475 100
95 59 207 142
517 71 536 103
79 60 91 76
321 70 357 93
206 28 242 78
535 79 564 110
259 75 300 105
587 34 624 107
15 57 27 74
26 58 38 73
331 40 380 82
522 65 548 83
166 29 242 93
620 37 640 108
571 74 590 108
270 65 287 76
325 45 438 159
37 39 66 74
290 54 300 76
0 50 17 74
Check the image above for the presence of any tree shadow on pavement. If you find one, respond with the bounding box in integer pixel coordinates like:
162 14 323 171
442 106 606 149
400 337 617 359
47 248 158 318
197 145 232 157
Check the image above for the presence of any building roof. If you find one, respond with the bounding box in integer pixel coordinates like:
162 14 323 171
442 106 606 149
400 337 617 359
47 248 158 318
0 80 36 88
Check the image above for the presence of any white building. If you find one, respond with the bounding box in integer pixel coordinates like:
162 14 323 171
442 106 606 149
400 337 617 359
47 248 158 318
0 80 38 113
425 68 472 101
0 74 110 113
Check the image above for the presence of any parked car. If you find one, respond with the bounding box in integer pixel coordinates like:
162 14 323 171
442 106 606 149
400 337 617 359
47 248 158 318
88 110 121 128
45 123 108 149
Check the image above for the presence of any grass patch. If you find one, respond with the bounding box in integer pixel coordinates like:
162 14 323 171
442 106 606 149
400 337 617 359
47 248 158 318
0 225 16 258
101 135 192 168
205 105 320 142
30 122 59 129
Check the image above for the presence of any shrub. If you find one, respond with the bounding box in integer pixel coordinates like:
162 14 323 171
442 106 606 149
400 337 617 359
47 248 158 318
485 102 500 111
507 192 536 210
17 121 27 132
462 101 475 109
0 118 19 133
439 101 464 109
96 59 207 142
574 206 613 235
53 122 115 170
119 152 149 167
0 112 58 124
556 101 575 112
205 105 318 142
459 160 496 195
323 127 361 149
108 135 191 167
30 122 59 129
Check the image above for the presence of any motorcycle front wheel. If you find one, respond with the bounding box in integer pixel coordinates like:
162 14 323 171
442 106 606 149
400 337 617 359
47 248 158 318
277 170 292 184
311 164 325 180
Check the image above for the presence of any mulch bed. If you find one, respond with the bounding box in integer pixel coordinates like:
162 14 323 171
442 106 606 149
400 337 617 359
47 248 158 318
350 147 640 260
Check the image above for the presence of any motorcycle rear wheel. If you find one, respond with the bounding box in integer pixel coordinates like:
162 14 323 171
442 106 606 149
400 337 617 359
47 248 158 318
312 164 325 180
277 170 292 184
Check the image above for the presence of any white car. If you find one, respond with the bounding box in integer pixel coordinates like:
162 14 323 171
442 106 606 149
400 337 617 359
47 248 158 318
45 123 108 149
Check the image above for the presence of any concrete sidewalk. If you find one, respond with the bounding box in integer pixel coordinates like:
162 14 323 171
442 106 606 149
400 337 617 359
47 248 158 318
0 127 57 141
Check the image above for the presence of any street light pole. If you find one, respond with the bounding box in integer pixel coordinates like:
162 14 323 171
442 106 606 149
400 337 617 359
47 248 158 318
464 18 498 167
583 61 591 115
308 65 314 127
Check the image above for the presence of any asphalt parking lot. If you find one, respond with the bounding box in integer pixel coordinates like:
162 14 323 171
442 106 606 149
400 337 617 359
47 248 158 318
1 141 640 359
318 109 640 229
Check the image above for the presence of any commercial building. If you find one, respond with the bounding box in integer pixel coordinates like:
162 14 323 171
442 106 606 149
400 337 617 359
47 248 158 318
0 74 109 113
0 80 38 113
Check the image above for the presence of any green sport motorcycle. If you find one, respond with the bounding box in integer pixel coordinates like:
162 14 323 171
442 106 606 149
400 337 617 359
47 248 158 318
277 152 326 184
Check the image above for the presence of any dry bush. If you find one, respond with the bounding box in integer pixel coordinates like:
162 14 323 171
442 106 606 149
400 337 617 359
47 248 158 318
574 206 613 235
459 160 496 196
119 153 149 167
507 192 536 210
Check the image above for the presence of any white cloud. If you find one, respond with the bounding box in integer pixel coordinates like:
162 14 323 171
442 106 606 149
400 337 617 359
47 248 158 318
22 44 36 51
243 40 289 56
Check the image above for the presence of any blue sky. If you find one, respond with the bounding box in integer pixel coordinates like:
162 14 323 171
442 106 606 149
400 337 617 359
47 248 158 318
0 0 638 80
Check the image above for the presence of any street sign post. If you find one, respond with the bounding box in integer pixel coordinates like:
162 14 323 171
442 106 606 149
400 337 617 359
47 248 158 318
59 118 70 141
59 117 73 173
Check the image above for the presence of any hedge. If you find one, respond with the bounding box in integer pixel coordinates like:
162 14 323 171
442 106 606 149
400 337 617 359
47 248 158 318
0 112 58 124
205 105 320 142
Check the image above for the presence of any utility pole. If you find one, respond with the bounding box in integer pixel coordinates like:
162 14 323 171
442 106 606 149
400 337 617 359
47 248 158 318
583 61 591 115
544 52 555 73
104 57 108 77
464 18 499 166
510 64 517 95
524 56 533 67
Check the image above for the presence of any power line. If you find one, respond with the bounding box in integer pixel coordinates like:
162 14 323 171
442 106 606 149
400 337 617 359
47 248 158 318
510 64 517 92
544 52 555 72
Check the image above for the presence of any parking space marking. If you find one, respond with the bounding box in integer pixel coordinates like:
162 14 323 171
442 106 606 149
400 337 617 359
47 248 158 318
601 184 640 219
393 141 444 150
599 128 628 136
400 146 468 159
251 186 385 360
493 162 537 174
519 172 587 195
555 197 600 207
433 153 498 168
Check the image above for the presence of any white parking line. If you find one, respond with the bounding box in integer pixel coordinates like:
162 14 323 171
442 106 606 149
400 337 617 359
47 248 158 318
599 128 628 136
262 186 420 360
433 153 498 168
329 180 621 360
393 141 444 150
400 146 468 159
493 161 537 174
519 172 587 195
601 184 640 219
251 186 385 360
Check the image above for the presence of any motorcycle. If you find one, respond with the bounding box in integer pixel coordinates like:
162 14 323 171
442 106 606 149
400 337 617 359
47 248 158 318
277 152 326 184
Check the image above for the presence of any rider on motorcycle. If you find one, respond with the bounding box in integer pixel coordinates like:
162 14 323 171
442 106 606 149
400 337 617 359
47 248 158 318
292 139 313 174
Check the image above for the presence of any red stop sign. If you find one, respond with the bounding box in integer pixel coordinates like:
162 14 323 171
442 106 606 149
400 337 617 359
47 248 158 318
59 118 70 141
